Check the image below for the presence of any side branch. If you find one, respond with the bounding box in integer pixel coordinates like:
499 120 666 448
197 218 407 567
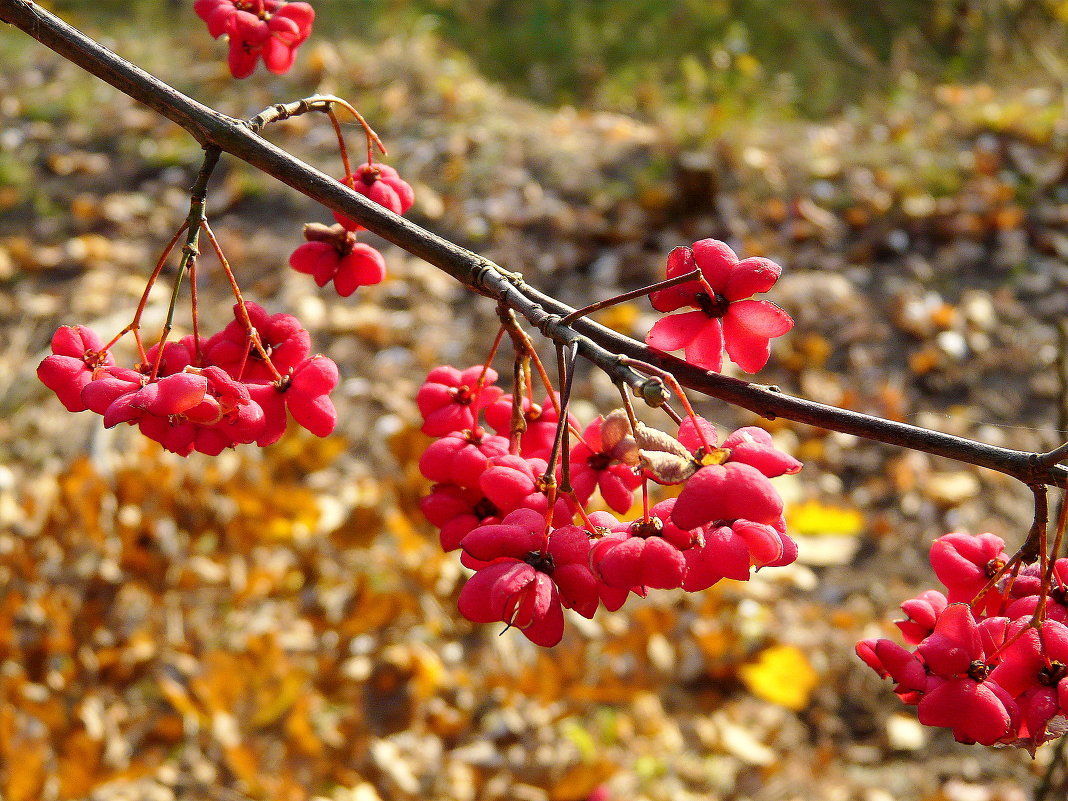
1 0 1065 489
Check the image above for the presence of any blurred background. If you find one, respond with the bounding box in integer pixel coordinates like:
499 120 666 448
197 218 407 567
2 1 1068 799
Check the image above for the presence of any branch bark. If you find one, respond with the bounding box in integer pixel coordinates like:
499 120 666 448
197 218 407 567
2 0 1066 489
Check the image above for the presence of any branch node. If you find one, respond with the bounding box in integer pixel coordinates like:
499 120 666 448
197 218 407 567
1038 442 1068 467
537 312 562 339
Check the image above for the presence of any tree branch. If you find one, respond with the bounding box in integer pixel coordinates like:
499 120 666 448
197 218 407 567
2 0 1065 489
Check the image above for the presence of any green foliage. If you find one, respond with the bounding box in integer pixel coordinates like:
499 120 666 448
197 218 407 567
26 0 1068 119
359 0 1068 116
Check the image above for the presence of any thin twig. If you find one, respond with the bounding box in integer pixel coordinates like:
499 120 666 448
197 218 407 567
246 94 387 159
148 146 220 379
545 342 579 491
189 244 201 364
1039 441 1068 467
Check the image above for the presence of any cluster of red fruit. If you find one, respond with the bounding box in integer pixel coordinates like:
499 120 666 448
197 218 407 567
37 302 338 456
416 363 803 646
288 162 415 296
194 0 314 79
858 532 1068 751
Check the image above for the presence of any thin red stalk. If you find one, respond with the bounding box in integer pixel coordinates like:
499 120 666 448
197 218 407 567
696 274 718 300
971 551 1024 609
559 267 703 325
325 95 387 163
235 339 252 382
1036 492 1068 624
510 323 560 416
476 325 506 390
145 146 219 379
991 496 1068 660
105 221 188 360
570 492 600 532
327 107 353 182
247 94 388 164
1041 510 1051 588
971 489 1047 610
989 618 1035 663
524 345 585 444
998 561 1023 616
149 238 195 380
200 220 283 382
543 485 558 529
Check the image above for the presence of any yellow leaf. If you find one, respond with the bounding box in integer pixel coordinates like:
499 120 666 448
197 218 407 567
330 500 384 550
786 499 864 538
735 52 760 77
284 694 323 758
593 302 640 336
387 424 432 467
560 719 598 761
408 643 446 702
739 644 818 711
385 507 427 554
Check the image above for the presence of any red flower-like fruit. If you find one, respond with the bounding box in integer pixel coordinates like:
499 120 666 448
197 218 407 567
334 162 415 232
194 0 314 79
290 240 386 297
646 239 793 373
417 365 502 437
457 509 565 646
38 325 115 412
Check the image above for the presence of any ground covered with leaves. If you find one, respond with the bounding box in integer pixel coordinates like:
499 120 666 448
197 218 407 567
2 7 1068 801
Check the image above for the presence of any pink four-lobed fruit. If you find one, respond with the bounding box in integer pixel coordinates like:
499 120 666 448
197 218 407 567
646 239 794 373
38 302 338 456
194 0 315 78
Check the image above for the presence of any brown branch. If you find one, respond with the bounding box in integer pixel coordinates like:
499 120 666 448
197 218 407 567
1 0 1066 490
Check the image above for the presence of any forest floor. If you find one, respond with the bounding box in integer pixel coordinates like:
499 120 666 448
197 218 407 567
2 10 1068 801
